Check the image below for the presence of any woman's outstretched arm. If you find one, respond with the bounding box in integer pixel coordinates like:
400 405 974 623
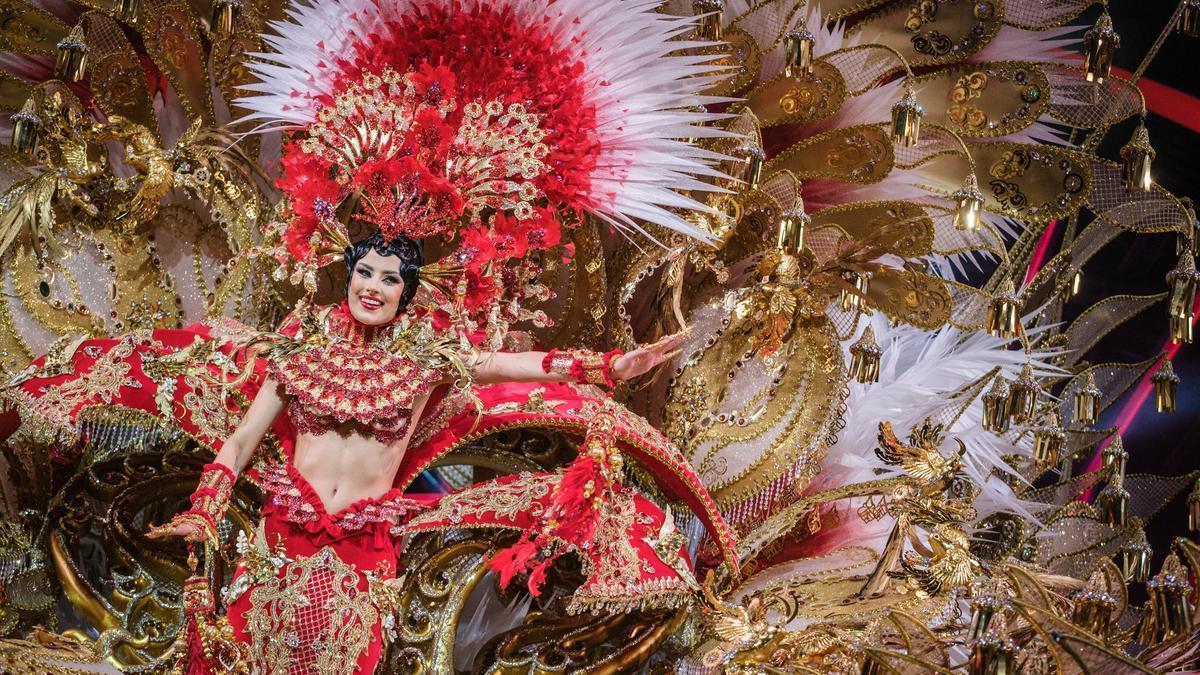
147 378 285 540
468 334 684 386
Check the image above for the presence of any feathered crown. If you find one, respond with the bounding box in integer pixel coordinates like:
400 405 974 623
240 0 731 330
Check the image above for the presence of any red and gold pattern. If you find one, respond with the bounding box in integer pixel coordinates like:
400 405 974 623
541 348 624 388
405 471 698 614
267 303 468 445
160 463 236 541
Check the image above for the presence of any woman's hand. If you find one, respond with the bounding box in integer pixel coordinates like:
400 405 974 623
611 331 687 382
146 514 210 542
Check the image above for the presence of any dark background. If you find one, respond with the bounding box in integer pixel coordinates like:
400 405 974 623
1068 1 1200 568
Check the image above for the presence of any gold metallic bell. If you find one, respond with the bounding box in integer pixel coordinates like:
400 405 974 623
849 326 882 384
1032 413 1065 468
953 172 985 232
115 0 140 22
1072 370 1101 426
982 376 1012 434
1170 315 1194 344
1119 123 1155 192
10 98 42 156
1166 249 1198 320
54 25 88 83
210 0 241 36
1179 0 1200 37
1101 435 1128 476
890 85 923 147
1071 570 1118 637
1152 358 1179 414
1095 478 1128 527
1008 364 1039 423
840 270 870 312
730 143 765 191
693 0 724 41
986 280 1020 340
1139 553 1193 645
775 202 810 255
783 25 816 79
1121 537 1153 583
968 612 1016 675
1189 478 1200 531
1083 11 1119 84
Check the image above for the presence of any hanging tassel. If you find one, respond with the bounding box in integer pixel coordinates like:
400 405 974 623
1071 569 1118 637
840 270 870 312
952 172 986 231
1152 358 1180 414
1007 364 1039 423
210 0 241 36
783 24 816 78
1096 475 1129 527
54 25 89 82
1170 315 1194 344
1120 123 1155 192
1083 11 1119 84
1188 478 1200 532
1073 370 1101 426
1121 536 1153 583
849 326 882 383
1166 249 1198 320
729 143 765 191
1032 413 1065 468
693 0 724 41
986 280 1020 340
969 593 1006 641
1101 435 1128 475
982 376 1012 434
1139 553 1194 645
1179 0 1200 37
10 98 42 156
890 84 923 147
968 611 1017 675
775 202 810 255
115 0 140 22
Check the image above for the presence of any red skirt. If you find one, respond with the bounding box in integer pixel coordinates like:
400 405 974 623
224 461 430 674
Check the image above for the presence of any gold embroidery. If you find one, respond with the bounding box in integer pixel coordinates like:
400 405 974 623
244 547 379 675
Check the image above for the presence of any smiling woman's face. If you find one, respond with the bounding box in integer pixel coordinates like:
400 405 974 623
347 249 404 325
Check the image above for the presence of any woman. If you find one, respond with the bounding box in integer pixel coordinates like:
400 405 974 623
148 229 681 673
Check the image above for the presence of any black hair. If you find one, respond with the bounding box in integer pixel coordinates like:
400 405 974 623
343 230 423 316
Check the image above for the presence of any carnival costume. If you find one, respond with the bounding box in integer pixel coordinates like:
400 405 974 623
2 0 1200 672
0 0 743 672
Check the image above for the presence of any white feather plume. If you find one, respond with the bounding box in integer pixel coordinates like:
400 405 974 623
235 0 737 242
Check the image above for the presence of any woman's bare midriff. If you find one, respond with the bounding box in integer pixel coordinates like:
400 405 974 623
290 392 431 514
